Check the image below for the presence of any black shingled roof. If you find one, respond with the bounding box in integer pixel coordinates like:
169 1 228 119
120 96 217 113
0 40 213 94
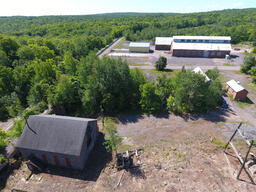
16 115 96 156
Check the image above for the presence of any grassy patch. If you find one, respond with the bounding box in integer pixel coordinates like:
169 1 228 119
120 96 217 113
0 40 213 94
148 69 179 77
237 98 253 109
223 63 234 66
172 151 186 159
113 38 129 49
249 83 256 92
128 63 149 66
211 138 226 149
117 144 133 153
163 151 170 157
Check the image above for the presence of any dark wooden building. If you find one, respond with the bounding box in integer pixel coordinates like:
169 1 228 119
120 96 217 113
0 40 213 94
155 37 173 51
16 115 98 170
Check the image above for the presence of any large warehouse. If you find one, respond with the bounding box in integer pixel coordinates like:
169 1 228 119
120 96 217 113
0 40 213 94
155 37 173 50
171 36 232 58
129 42 150 53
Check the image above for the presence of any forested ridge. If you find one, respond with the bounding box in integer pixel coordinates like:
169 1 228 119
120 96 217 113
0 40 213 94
0 8 255 124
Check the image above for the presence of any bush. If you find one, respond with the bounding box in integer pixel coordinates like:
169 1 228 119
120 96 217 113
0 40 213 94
103 118 122 153
241 55 256 74
0 128 8 149
0 154 7 165
155 56 167 71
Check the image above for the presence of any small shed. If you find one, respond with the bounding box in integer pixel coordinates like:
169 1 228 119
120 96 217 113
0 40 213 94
129 42 150 53
192 67 211 82
155 37 173 50
226 80 248 100
16 115 98 170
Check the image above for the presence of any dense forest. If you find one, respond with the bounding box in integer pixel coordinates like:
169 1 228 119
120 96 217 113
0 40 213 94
0 8 255 123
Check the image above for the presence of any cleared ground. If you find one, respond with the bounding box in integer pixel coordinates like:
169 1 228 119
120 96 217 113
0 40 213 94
2 58 256 191
109 41 250 70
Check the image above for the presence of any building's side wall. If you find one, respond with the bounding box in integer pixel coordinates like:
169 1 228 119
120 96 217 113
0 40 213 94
155 45 171 51
235 90 248 100
18 148 81 170
172 49 230 58
80 121 99 169
226 85 236 99
129 46 150 53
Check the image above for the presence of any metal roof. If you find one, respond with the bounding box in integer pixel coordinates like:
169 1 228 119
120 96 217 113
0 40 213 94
227 80 246 92
129 42 150 48
16 115 97 156
172 42 232 51
155 37 173 45
173 36 231 41
192 67 211 82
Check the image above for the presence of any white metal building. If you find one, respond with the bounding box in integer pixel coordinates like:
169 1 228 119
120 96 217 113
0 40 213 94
171 36 232 58
155 37 173 50
192 67 211 82
129 42 150 53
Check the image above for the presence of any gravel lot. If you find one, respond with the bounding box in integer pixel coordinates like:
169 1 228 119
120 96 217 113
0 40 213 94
109 44 248 69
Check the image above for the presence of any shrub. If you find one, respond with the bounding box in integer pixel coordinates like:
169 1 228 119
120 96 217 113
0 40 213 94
0 128 8 149
0 154 7 165
103 118 122 153
155 56 167 71
241 55 256 74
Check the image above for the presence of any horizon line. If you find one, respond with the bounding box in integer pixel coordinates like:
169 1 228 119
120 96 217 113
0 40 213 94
0 7 255 17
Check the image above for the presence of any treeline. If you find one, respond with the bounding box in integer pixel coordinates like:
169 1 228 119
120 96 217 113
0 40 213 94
0 9 256 44
0 32 223 121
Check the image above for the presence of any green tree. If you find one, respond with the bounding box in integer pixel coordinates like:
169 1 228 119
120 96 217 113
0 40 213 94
206 68 220 80
0 49 10 67
63 51 79 76
155 56 167 71
48 75 78 112
0 36 20 64
0 66 14 97
139 82 161 113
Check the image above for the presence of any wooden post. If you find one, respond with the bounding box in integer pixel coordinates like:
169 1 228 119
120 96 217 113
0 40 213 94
237 140 254 180
224 123 242 152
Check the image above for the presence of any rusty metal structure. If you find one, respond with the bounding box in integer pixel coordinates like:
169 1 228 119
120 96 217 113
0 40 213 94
224 123 256 182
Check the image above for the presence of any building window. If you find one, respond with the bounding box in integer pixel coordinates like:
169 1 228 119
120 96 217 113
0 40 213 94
64 157 72 167
205 40 209 43
181 39 185 42
42 154 48 163
54 156 60 165
199 40 203 43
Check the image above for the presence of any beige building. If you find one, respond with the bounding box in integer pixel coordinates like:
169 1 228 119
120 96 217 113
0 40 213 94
129 42 150 53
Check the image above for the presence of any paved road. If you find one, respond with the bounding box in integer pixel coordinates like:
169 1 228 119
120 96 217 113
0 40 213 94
130 65 241 71
98 37 124 59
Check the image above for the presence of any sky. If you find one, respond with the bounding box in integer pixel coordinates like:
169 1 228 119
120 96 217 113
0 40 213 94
0 0 255 16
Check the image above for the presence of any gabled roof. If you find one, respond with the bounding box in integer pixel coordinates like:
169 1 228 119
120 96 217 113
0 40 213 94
155 37 173 45
16 115 96 156
129 42 150 48
227 80 247 93
192 67 211 82
172 42 232 51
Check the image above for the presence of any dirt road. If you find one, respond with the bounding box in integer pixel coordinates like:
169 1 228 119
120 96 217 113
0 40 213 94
130 65 241 71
